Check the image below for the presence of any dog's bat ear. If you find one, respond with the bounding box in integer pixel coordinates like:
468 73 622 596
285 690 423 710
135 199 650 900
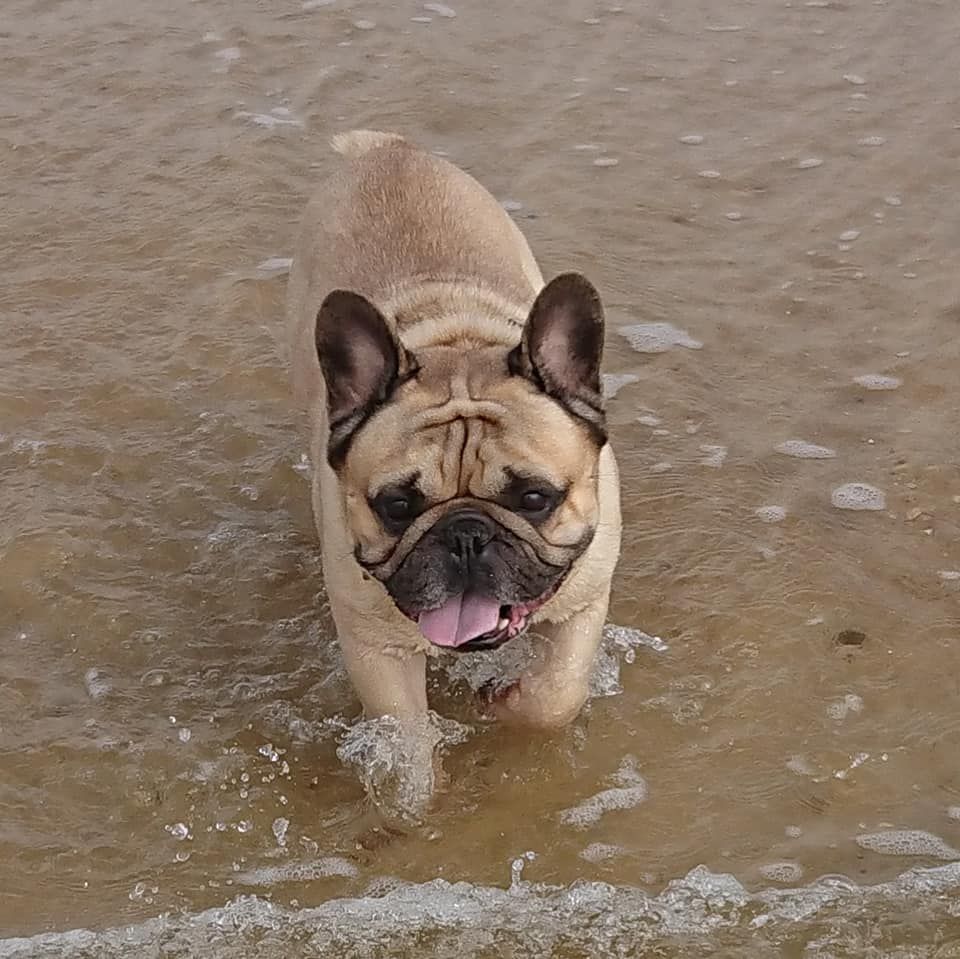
315 290 419 468
509 272 607 444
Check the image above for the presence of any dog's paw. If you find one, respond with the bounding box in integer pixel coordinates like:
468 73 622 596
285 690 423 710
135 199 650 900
476 679 520 721
479 675 586 730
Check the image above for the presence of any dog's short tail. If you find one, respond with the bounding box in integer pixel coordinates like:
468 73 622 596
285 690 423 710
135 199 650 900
330 129 405 158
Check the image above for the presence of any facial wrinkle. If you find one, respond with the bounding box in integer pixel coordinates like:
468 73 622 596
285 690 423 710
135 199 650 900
459 417 486 496
439 417 468 498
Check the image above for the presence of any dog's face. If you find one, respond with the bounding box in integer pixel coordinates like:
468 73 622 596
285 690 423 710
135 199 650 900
315 274 607 652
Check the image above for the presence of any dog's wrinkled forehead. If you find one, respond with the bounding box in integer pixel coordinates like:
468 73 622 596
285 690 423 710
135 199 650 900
346 344 571 499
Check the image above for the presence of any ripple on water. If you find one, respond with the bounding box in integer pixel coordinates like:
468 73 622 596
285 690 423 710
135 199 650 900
699 444 727 468
775 439 836 459
831 483 886 511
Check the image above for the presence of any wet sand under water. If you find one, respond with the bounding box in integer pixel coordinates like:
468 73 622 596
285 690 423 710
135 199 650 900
1 0 959 954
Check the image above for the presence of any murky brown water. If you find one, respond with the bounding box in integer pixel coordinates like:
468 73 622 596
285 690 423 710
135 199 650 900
2 0 960 954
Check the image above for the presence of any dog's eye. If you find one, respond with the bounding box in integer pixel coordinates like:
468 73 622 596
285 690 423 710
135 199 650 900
499 471 564 523
520 490 550 513
371 483 424 533
383 496 413 521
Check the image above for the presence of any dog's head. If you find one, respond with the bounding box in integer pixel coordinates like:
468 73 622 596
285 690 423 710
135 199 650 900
314 273 607 652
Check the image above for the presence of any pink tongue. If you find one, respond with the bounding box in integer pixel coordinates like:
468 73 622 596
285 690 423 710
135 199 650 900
417 594 501 648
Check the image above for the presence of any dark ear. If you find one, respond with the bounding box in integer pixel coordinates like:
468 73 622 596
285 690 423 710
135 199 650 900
315 290 418 468
508 272 607 443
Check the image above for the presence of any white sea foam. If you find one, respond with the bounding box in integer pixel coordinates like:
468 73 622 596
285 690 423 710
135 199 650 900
775 439 836 459
7 862 960 957
831 483 886 511
620 323 703 353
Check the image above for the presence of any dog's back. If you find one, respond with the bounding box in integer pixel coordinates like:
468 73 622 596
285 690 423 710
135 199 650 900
286 131 543 409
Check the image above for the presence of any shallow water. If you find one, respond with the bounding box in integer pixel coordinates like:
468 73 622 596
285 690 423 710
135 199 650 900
1 0 959 954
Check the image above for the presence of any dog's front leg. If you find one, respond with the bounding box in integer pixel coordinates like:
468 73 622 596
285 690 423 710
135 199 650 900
338 632 428 721
485 596 609 730
334 619 446 823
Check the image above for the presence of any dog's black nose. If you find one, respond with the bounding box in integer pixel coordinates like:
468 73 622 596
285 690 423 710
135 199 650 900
440 511 495 562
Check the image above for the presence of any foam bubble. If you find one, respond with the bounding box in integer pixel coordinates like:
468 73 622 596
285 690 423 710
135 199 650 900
838 229 861 242
234 111 304 129
601 372 639 399
215 47 241 62
256 256 293 276
84 668 112 701
858 135 886 146
759 862 804 883
725 211 743 221
939 570 960 582
620 323 703 353
272 817 289 847
797 157 823 169
679 134 704 145
699 444 727 468
831 483 886 511
559 756 648 828
303 0 335 7
353 19 376 29
843 73 866 85
775 439 836 459
698 169 721 178
580 843 625 863
826 693 864 720
948 806 960 821
853 373 902 390
755 506 787 523
237 857 359 886
602 624 669 654
423 1 457 16
855 830 960 860
593 157 619 167
292 453 312 478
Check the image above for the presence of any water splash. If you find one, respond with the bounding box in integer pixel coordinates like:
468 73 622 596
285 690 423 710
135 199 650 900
336 713 470 827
